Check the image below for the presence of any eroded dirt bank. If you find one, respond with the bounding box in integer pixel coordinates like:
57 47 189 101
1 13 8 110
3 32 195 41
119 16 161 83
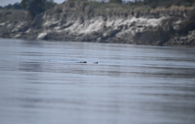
0 2 195 46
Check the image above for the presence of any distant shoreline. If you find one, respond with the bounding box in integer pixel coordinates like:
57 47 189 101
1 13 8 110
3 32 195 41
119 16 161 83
0 1 195 47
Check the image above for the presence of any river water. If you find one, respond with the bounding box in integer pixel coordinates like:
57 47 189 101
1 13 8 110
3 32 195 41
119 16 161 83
0 38 195 124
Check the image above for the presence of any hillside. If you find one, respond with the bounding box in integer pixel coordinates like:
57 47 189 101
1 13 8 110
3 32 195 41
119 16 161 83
0 0 195 46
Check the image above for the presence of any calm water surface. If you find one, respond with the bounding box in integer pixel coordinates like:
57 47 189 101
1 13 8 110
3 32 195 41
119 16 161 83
0 39 195 124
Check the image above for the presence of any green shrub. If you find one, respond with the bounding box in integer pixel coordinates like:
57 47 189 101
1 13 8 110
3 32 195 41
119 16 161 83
109 0 122 4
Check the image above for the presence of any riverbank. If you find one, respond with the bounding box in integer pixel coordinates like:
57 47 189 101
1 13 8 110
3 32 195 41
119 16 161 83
0 1 195 46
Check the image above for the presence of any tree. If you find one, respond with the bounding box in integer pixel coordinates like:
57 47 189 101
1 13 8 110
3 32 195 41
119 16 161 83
4 4 12 9
45 0 56 10
21 0 46 17
12 3 23 9
109 0 123 4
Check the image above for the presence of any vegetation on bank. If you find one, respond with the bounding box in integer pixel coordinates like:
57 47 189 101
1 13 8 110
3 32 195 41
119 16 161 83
0 2 22 10
20 0 56 18
0 10 26 23
127 0 195 8
0 0 56 19
50 0 195 15
1 0 195 18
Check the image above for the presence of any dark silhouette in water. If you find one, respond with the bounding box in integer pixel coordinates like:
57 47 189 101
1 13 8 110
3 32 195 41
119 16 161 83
77 61 98 64
77 61 87 63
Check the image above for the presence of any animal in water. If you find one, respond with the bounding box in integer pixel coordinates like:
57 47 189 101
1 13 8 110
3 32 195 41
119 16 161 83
77 61 87 63
77 61 98 64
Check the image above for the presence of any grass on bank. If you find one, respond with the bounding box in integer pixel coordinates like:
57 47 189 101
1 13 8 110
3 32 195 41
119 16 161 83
49 0 194 17
0 9 27 23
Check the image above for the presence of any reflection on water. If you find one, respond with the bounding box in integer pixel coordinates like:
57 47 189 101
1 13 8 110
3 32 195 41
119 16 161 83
0 39 195 124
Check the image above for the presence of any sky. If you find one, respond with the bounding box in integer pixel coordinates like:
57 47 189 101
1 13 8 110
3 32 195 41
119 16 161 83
0 0 65 6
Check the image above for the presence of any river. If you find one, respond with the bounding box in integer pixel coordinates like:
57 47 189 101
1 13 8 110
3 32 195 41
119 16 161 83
0 38 195 124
